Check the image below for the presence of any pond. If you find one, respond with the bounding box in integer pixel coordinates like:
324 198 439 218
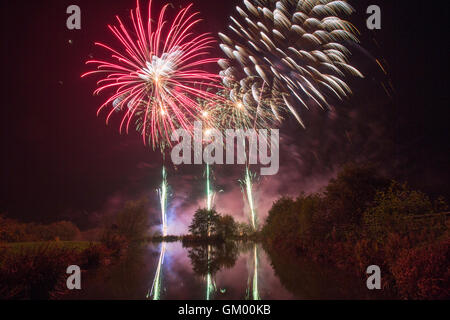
65 241 387 300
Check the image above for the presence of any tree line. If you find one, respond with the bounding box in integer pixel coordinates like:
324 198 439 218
261 163 449 300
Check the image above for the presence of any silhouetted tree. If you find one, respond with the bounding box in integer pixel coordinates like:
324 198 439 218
110 198 151 241
186 242 238 276
188 208 220 238
236 222 253 236
363 181 446 241
216 215 238 239
323 163 389 225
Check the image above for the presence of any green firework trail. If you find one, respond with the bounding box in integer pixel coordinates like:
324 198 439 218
206 271 214 300
252 244 260 300
205 165 216 299
206 164 214 211
240 166 258 231
206 244 216 300
147 242 166 300
246 244 260 300
158 166 169 236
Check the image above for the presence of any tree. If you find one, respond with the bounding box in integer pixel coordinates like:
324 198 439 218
186 242 238 276
262 194 321 249
114 198 151 240
216 215 238 239
324 163 389 225
236 222 254 237
46 221 80 241
188 208 220 238
363 181 441 240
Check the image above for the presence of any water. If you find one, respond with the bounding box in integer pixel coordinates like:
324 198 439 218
66 241 386 300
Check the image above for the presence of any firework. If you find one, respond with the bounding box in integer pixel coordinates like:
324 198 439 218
252 245 260 300
199 89 279 134
147 242 166 300
206 271 214 300
82 0 222 149
240 166 258 230
251 244 261 300
219 0 363 128
206 164 213 211
206 245 216 300
157 166 169 236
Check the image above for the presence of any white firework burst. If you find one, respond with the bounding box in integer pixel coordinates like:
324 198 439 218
218 0 364 128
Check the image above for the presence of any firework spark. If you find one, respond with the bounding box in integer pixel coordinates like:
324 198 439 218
251 244 261 300
147 242 166 300
240 166 258 230
206 245 216 300
245 243 260 300
199 89 279 133
83 0 222 149
219 0 363 128
157 166 169 236
205 164 215 212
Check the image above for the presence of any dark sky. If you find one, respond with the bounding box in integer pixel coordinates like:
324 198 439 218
1 0 448 230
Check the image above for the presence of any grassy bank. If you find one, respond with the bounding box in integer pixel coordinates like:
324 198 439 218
0 240 122 299
1 241 95 252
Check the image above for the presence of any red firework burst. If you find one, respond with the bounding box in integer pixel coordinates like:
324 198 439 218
82 0 223 149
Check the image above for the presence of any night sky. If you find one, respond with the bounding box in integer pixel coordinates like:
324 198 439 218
1 0 448 232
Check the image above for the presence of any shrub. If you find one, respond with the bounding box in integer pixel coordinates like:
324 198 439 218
80 243 108 268
114 198 151 241
324 163 389 226
363 182 441 242
391 238 450 299
0 245 78 299
101 230 128 255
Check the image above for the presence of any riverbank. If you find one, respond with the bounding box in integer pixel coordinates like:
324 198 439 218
147 233 262 245
0 240 128 299
260 165 450 300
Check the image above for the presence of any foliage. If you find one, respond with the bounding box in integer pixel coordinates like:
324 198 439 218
101 230 128 255
323 163 389 226
262 194 322 250
236 222 254 237
0 244 77 299
390 237 450 299
114 198 151 241
79 243 108 269
363 182 442 241
0 241 113 299
216 215 238 239
261 163 449 299
0 216 80 243
188 208 221 238
185 242 239 276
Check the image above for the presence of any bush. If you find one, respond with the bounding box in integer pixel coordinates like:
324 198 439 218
0 245 78 299
80 243 108 268
323 163 389 226
101 230 128 255
391 238 450 299
363 182 443 242
114 199 151 241
261 164 449 299
0 216 80 242
262 194 321 251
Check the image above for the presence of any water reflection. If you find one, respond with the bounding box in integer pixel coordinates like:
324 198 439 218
147 242 166 300
65 241 387 300
247 244 260 300
184 242 239 300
